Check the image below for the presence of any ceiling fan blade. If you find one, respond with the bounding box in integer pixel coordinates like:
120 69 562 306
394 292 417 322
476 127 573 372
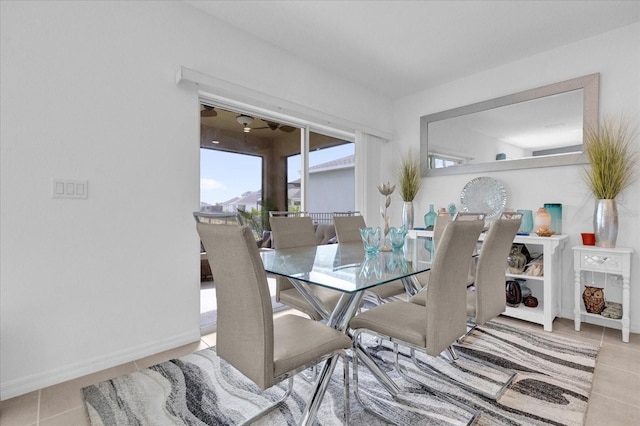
279 125 296 133
265 121 280 131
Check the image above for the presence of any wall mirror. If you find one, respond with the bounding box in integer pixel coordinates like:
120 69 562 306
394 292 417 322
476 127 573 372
420 73 599 177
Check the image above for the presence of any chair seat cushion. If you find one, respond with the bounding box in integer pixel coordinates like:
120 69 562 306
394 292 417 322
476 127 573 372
367 280 406 299
273 314 351 378
411 285 476 315
350 301 426 347
409 288 426 306
278 287 343 321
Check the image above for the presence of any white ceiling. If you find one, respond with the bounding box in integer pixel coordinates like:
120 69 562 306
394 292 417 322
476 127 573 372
185 0 639 99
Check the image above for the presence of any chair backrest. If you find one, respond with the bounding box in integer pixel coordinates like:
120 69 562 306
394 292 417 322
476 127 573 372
196 222 275 389
453 212 486 221
500 212 523 220
333 215 367 243
473 217 521 324
269 211 308 218
424 219 484 356
269 216 318 249
269 216 319 296
193 211 243 225
432 214 452 253
332 211 361 217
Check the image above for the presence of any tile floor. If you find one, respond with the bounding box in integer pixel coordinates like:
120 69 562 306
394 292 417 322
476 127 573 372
1 316 639 426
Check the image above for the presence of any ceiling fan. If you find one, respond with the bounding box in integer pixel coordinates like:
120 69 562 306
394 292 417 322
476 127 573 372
236 114 296 133
200 105 218 117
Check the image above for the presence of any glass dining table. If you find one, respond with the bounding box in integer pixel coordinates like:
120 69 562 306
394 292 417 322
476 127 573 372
260 241 432 421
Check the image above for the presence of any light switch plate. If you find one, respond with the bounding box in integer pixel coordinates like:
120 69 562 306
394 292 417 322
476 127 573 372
52 179 88 199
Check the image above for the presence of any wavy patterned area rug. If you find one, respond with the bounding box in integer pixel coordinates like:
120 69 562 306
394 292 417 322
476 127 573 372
83 321 598 425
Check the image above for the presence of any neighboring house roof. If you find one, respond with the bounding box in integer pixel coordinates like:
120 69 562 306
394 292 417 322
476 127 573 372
220 195 242 206
224 191 261 206
288 187 301 200
309 154 354 173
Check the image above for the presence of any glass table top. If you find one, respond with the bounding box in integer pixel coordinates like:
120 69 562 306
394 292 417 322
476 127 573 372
260 242 431 294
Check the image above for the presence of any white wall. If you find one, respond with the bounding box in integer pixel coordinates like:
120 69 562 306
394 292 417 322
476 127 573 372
0 1 391 399
388 23 640 332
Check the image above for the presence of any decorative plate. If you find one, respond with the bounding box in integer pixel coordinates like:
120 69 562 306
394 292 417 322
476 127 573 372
460 177 507 219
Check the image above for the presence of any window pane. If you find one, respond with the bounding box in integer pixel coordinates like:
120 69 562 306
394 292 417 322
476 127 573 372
288 142 355 213
200 149 262 214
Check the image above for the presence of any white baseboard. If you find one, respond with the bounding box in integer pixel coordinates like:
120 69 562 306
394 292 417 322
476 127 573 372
0 327 201 401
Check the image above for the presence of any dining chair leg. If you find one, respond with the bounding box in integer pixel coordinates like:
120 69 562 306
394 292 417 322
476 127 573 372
354 332 477 426
342 353 350 426
409 343 516 400
352 331 401 396
351 333 403 425
299 364 320 384
299 353 343 426
239 376 294 425
446 345 458 361
393 345 479 424
354 344 400 397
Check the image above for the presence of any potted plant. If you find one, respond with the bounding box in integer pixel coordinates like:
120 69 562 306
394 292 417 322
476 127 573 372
397 149 422 230
582 117 638 247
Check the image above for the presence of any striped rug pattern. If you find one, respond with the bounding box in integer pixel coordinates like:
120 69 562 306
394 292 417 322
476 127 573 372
83 321 598 425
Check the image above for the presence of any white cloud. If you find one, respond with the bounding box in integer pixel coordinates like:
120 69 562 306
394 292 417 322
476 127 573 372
200 178 225 191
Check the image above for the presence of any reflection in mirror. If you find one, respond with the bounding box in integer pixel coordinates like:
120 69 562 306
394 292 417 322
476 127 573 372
421 73 599 176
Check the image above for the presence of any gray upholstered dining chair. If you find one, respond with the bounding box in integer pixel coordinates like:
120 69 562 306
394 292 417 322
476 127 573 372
466 217 521 328
415 212 452 288
458 216 520 399
270 215 343 320
333 215 407 301
416 211 480 289
453 211 486 285
196 222 351 425
410 216 517 319
431 212 452 252
332 214 365 243
349 219 484 417
408 216 521 399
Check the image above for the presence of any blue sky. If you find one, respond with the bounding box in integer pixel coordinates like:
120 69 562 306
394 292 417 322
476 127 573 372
200 143 354 205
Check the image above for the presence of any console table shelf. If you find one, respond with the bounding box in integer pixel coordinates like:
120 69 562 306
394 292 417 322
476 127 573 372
408 230 568 331
573 245 633 342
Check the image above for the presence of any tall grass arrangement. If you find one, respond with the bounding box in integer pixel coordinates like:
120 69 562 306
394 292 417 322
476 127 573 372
398 150 422 202
583 118 638 199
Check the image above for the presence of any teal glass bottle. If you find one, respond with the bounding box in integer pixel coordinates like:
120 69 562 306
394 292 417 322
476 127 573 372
517 209 533 235
424 204 437 230
544 203 563 235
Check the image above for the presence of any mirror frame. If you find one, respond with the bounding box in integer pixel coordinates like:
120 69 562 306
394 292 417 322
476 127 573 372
421 73 600 177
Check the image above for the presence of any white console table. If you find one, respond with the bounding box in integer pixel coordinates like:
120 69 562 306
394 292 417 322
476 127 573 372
573 245 633 342
407 230 569 331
